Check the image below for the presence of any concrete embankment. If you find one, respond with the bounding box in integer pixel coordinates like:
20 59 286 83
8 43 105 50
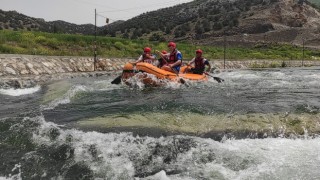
1 54 320 88
0 54 132 88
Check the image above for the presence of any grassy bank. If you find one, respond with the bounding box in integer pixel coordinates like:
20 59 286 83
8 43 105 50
1 30 319 60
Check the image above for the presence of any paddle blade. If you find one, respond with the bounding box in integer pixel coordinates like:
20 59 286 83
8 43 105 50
111 75 122 84
213 77 224 83
204 72 224 83
179 78 186 84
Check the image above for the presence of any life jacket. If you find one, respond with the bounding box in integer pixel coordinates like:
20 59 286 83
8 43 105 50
142 53 153 64
168 49 178 64
194 57 205 70
158 57 166 68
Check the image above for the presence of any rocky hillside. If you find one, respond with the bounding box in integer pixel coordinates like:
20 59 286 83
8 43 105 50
104 0 320 48
1 0 320 48
208 0 320 48
0 9 96 35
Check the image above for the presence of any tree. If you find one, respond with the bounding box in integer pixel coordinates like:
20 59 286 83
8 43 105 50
109 31 116 37
131 28 142 39
182 23 191 32
53 24 63 33
123 32 129 39
131 29 139 39
233 18 239 27
149 33 161 41
202 19 211 32
195 22 204 34
213 22 223 30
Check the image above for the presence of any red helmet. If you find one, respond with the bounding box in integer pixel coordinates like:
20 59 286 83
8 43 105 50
144 47 151 53
167 42 176 48
196 49 203 54
161 50 167 54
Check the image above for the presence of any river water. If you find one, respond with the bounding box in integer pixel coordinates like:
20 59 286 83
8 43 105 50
1 67 320 179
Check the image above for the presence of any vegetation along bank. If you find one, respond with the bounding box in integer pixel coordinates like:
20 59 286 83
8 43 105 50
1 30 320 88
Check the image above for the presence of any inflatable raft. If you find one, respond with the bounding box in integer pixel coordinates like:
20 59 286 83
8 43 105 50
121 62 207 85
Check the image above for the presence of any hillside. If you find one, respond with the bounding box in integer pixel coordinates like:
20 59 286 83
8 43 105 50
0 9 96 35
0 0 320 48
104 0 320 48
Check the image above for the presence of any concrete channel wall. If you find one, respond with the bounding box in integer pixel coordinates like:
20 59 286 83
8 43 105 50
1 54 319 88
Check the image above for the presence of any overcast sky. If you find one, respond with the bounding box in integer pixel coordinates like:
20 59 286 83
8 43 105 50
2 0 193 26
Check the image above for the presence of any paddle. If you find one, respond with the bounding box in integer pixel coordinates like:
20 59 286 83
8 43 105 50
111 75 122 84
156 51 171 68
204 72 224 83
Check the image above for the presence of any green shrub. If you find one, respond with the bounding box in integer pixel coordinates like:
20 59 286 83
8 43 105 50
0 44 13 53
35 35 47 44
269 62 280 68
114 41 125 50
46 38 60 49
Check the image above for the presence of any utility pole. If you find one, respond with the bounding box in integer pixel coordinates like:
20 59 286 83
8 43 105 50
94 9 97 71
302 38 305 67
223 34 226 69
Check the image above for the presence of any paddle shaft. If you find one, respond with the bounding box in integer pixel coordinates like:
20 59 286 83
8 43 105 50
204 72 224 83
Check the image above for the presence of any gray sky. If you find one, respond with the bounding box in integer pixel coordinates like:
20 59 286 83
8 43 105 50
2 0 193 26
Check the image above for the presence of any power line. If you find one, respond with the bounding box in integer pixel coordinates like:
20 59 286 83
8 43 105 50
70 0 184 23
69 0 118 10
97 0 190 23
70 0 185 13
98 0 185 13
70 0 192 24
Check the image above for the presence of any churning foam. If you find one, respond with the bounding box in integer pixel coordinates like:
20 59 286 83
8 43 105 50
0 86 41 96
41 85 88 110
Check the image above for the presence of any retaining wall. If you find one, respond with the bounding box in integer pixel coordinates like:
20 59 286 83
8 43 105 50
1 54 319 88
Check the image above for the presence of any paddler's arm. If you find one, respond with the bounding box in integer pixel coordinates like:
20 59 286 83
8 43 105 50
131 55 143 65
169 60 181 68
149 54 156 61
204 59 211 72
155 50 168 64
187 58 195 66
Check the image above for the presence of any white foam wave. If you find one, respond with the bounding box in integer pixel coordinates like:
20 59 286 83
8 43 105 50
31 115 320 180
123 72 184 90
0 86 41 96
94 79 124 91
0 164 22 180
41 85 88 110
270 71 285 78
140 170 171 180
226 70 260 80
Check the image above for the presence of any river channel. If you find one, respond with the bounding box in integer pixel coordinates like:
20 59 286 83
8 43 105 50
1 67 320 179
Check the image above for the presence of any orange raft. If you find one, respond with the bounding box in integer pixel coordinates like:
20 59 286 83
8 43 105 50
121 62 207 85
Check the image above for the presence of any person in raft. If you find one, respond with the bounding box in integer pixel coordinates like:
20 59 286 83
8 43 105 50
155 50 168 68
132 47 156 65
185 49 211 74
156 42 182 74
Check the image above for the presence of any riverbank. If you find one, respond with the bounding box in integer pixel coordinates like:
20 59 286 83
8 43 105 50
1 54 320 88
